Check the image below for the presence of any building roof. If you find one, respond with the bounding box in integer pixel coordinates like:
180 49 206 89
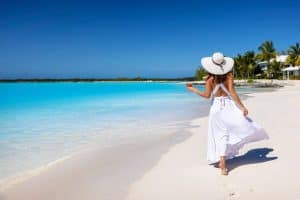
270 55 288 63
282 66 300 71
258 55 288 65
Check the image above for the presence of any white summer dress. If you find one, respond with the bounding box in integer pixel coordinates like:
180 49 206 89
207 83 269 164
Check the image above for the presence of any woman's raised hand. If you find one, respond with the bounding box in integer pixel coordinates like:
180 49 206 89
186 83 196 93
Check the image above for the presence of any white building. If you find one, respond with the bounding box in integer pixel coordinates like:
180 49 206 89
282 66 300 79
271 55 288 63
258 55 289 71
257 55 288 71
257 55 300 79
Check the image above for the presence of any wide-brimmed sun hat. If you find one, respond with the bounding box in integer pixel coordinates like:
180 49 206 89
201 52 234 75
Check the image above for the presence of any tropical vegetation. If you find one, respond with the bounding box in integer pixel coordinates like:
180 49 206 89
287 42 300 66
195 41 300 80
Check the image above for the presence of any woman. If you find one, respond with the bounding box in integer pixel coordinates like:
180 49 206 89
187 52 269 175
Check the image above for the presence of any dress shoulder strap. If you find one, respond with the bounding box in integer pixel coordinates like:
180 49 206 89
210 83 231 104
210 84 219 104
211 84 221 96
219 83 231 96
211 83 230 97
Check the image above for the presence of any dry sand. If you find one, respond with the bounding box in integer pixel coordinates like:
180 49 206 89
126 80 300 200
1 80 300 200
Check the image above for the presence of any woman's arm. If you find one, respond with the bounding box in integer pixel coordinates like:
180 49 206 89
227 73 248 116
187 78 212 99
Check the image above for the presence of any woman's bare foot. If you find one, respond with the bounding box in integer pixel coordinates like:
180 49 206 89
221 167 228 175
219 157 228 175
218 163 228 175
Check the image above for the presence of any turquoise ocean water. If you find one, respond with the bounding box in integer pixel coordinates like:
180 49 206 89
0 82 252 181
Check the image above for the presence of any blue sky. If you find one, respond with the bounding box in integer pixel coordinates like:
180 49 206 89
0 0 300 79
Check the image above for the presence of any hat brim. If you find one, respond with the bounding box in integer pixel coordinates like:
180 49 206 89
201 57 234 75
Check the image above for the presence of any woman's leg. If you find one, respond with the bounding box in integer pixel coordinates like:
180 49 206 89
219 156 228 175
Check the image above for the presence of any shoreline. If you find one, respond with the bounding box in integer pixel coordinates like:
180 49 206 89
0 81 257 189
0 121 198 200
1 81 299 199
0 154 73 192
0 80 256 191
0 124 192 192
0 110 204 197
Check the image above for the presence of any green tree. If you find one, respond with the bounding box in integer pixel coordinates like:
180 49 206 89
287 42 300 66
243 51 256 78
257 41 277 64
233 54 245 79
257 40 277 78
233 52 257 79
195 67 207 81
268 61 283 79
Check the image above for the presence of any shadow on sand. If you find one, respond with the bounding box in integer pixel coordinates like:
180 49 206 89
225 148 278 172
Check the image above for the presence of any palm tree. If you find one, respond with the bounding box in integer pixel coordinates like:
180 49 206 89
233 52 257 79
268 61 282 79
257 41 277 78
257 41 276 63
195 67 207 81
243 51 256 79
233 54 245 79
287 43 300 66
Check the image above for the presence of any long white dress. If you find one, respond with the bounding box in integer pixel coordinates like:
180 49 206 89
207 83 269 164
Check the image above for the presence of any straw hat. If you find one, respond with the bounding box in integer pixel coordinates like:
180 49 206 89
201 52 234 75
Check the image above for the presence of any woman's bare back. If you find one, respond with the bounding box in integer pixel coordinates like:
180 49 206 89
207 75 231 97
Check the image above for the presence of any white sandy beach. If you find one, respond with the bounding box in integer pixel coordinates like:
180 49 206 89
1 80 300 200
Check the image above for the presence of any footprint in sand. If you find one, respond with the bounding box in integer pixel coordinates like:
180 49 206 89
220 182 240 200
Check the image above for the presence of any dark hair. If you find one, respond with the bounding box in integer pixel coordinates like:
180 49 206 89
208 71 232 84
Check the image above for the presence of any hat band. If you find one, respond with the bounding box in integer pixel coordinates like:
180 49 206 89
211 58 225 71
